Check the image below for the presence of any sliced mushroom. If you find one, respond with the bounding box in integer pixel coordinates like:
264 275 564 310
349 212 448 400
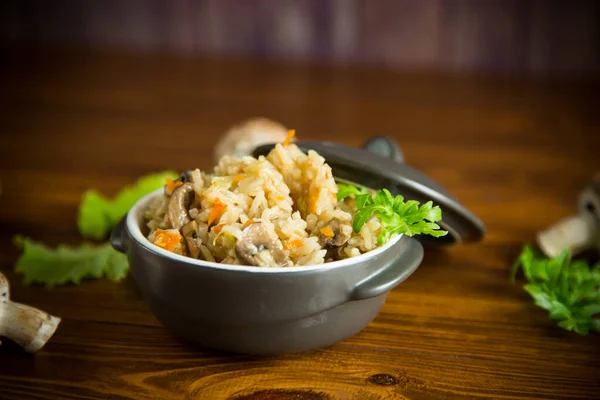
318 219 351 247
235 222 288 267
167 183 195 230
181 220 201 259
164 170 194 196
177 170 193 183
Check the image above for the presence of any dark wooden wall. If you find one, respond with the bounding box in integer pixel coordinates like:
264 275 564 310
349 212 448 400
1 0 599 76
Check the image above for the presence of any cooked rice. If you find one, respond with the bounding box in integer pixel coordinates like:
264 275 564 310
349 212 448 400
144 143 382 267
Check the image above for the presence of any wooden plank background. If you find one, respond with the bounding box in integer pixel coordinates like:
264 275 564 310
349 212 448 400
1 0 599 77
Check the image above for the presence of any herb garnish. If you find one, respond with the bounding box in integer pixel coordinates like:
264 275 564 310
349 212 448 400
512 245 600 334
13 236 129 287
337 183 448 244
77 171 178 240
13 172 175 287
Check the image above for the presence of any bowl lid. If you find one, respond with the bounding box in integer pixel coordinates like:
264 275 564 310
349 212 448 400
253 137 485 246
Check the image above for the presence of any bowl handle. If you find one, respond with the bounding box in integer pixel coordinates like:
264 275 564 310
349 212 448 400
110 216 130 253
362 136 404 163
350 237 424 301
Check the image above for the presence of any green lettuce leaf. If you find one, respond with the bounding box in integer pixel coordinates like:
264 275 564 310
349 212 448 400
13 236 129 288
77 171 177 240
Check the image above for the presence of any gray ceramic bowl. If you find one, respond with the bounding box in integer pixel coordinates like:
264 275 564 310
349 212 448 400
111 189 424 355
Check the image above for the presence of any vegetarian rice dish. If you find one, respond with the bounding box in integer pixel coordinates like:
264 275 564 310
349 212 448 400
144 131 446 267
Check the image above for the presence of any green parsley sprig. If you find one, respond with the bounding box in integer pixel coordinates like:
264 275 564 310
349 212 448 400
337 183 448 244
512 245 600 334
336 183 369 201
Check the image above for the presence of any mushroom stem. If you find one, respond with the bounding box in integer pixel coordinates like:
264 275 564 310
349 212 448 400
537 214 597 258
537 174 600 258
0 272 61 353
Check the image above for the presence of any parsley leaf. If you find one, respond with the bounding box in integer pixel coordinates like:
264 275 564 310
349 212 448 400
338 184 448 244
337 182 369 201
13 236 129 288
512 245 600 334
77 171 177 240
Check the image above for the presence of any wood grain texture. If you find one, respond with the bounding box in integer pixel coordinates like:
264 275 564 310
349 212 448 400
0 49 599 399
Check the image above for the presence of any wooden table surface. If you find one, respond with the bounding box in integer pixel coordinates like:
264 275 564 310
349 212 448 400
1 49 599 400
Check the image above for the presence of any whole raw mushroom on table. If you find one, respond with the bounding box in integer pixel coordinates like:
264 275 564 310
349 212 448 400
537 172 600 257
0 271 61 352
213 117 289 162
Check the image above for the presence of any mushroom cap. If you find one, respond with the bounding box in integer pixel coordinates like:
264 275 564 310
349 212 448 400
319 218 352 247
167 183 195 230
0 271 9 302
181 220 201 259
235 222 288 267
214 117 288 163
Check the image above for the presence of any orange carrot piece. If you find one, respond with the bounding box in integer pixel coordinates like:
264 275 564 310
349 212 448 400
242 219 255 229
320 227 334 238
307 181 319 214
166 178 183 193
282 129 296 147
232 175 246 183
153 229 182 251
208 198 226 226
285 238 303 250
213 223 226 234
